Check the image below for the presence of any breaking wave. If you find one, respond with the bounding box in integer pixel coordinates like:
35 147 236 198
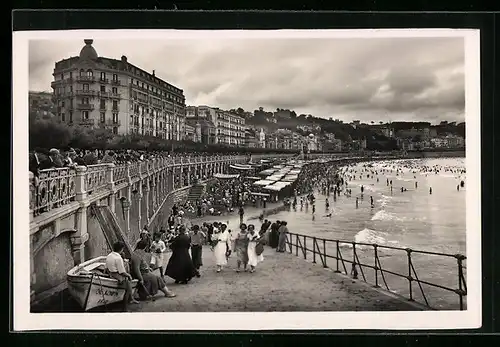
371 210 402 221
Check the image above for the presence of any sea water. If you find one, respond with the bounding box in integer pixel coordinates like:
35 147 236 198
269 157 467 310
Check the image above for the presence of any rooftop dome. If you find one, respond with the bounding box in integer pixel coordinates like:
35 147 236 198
79 39 98 60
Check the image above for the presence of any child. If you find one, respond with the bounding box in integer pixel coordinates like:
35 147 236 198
150 232 166 277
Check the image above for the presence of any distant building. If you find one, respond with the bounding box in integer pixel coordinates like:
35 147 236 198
184 123 196 142
29 91 56 118
51 39 186 139
245 128 259 148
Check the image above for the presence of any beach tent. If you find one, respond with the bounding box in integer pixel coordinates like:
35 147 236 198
282 175 298 182
246 176 261 181
250 192 271 197
263 181 292 191
214 173 240 179
259 169 276 175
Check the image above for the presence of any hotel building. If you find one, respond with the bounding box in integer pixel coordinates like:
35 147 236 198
51 39 186 140
186 105 246 146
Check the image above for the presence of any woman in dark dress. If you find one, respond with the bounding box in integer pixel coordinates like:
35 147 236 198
165 227 198 284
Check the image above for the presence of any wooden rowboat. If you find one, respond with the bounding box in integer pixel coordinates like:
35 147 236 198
67 256 138 311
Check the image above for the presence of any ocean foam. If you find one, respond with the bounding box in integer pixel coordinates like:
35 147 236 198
371 210 401 221
354 228 388 245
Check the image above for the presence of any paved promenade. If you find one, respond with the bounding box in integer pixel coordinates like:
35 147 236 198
129 245 422 312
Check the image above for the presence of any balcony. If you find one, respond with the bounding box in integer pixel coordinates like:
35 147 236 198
99 105 106 111
75 90 96 96
106 119 121 127
110 93 121 99
76 75 96 83
77 104 95 110
111 106 120 112
78 118 95 126
99 78 109 84
98 91 110 98
111 79 121 85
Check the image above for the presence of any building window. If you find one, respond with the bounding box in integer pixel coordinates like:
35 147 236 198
83 83 89 91
69 111 73 122
61 113 65 121
100 72 106 81
60 73 64 80
100 112 105 123
61 101 65 107
70 86 73 92
82 97 89 104
79 69 84 76
87 69 93 77
113 113 118 123
112 100 118 110
112 87 118 94
113 127 118 135
141 82 144 89
100 85 105 92
113 74 118 81
82 111 89 120
100 99 106 109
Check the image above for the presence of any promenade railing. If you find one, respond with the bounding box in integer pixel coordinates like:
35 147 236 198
29 153 296 218
284 232 467 310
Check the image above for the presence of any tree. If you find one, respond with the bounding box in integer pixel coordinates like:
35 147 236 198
379 121 383 125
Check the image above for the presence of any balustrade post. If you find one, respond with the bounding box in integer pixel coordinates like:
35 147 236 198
457 255 465 310
75 166 88 201
137 180 143 232
106 163 116 214
374 244 379 288
144 179 151 224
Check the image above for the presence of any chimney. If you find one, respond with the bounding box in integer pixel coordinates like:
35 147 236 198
152 70 155 76
121 55 127 62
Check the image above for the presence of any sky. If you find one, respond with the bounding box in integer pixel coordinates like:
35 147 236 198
29 36 466 124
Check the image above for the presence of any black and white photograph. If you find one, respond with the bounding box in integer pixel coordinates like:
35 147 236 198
13 29 481 330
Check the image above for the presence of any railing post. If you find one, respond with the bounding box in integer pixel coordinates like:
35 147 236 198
106 163 116 213
312 237 317 264
323 239 328 268
295 234 299 256
406 248 414 301
303 235 307 259
374 244 379 288
335 240 340 272
75 166 88 201
457 254 466 310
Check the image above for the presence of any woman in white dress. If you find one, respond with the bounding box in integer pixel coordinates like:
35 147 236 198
246 224 264 273
213 223 230 272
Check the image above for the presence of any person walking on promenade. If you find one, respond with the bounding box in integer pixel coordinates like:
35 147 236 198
165 227 197 284
232 223 249 272
277 221 289 252
247 224 264 273
150 232 166 278
190 225 205 277
238 205 245 224
212 223 231 273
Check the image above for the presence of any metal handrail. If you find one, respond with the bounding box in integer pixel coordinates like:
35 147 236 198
284 231 467 310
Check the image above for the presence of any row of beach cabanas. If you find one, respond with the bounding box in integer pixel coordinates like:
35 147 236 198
253 161 305 192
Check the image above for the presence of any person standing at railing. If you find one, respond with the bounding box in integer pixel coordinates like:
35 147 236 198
276 221 288 252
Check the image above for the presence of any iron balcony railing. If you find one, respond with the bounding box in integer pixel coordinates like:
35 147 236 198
284 232 467 310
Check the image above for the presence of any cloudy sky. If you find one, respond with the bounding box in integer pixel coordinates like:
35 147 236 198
29 36 465 123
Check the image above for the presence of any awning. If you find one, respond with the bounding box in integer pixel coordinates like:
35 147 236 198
230 164 253 170
253 179 276 186
250 192 271 197
214 173 240 179
266 175 284 181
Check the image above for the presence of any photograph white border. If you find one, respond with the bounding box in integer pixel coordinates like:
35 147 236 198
13 28 481 331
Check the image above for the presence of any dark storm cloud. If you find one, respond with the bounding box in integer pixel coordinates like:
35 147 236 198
28 35 465 123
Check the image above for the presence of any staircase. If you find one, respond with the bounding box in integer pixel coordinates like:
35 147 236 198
187 184 206 203
90 204 133 259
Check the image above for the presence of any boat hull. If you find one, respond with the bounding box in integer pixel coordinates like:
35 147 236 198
67 256 138 311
